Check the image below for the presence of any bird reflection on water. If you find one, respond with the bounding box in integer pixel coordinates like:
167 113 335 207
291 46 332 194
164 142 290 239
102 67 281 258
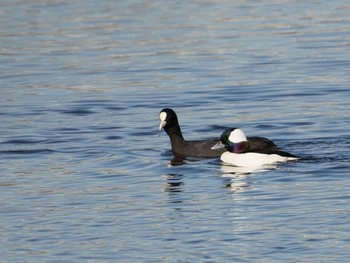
162 173 184 195
220 164 277 192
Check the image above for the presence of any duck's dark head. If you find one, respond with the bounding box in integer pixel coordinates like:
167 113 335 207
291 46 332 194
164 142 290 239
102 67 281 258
159 108 179 131
220 128 250 153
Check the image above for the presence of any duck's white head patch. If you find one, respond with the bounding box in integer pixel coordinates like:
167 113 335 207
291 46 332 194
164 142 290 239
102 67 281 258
229 128 247 143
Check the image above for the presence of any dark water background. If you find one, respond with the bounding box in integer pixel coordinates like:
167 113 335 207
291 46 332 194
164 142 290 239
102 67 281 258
1 0 350 262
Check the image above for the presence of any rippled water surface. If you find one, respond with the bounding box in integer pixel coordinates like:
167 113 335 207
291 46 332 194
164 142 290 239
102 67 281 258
1 0 350 262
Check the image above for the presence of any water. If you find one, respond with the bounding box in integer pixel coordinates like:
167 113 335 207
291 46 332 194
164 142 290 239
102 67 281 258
1 0 350 262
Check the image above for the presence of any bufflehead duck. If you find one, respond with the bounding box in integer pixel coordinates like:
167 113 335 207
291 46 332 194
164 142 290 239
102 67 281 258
159 108 280 158
212 128 299 166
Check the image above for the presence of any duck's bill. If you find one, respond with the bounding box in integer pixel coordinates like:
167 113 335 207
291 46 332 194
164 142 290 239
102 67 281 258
159 120 166 131
211 141 225 150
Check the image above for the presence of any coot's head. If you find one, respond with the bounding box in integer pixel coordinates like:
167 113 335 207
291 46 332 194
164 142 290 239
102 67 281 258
159 108 179 131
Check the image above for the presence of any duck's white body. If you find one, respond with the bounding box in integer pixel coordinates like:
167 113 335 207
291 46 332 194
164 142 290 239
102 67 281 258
221 151 298 167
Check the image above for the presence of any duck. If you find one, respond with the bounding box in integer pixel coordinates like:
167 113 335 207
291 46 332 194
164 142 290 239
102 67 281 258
159 108 280 158
212 128 299 166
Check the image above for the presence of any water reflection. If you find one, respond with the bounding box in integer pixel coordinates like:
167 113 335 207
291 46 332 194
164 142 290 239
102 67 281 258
162 173 184 195
220 164 276 192
224 180 251 193
220 164 277 175
166 154 208 167
168 156 187 166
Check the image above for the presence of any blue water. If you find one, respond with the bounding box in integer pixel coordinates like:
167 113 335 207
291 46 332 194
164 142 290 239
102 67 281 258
1 0 350 262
